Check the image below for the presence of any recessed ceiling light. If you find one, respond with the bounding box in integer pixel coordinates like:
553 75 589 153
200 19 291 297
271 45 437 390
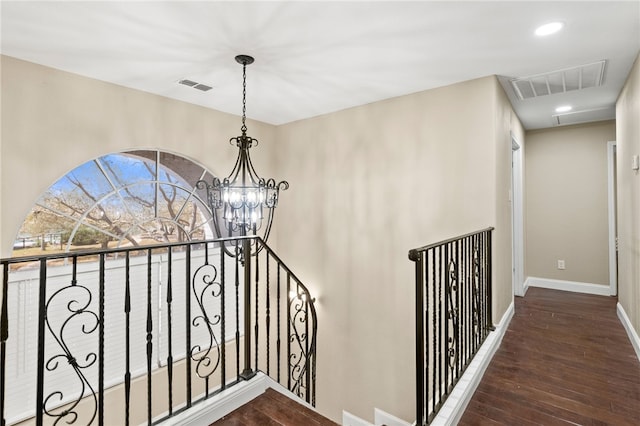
535 22 564 36
555 105 572 113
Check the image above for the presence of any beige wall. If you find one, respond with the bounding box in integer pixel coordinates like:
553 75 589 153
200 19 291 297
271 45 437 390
273 76 519 422
1 55 519 424
524 121 615 285
616 53 640 341
0 55 277 258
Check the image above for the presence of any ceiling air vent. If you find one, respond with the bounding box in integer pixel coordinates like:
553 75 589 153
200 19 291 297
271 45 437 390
178 79 213 92
510 60 606 100
193 84 212 92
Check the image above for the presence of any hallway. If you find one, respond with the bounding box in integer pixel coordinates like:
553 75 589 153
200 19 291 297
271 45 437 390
459 287 640 425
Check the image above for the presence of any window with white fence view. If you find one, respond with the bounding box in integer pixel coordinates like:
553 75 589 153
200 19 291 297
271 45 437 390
1 150 317 425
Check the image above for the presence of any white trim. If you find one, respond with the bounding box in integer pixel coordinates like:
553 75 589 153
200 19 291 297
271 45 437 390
511 133 525 297
155 373 325 426
155 374 269 426
525 277 611 296
617 303 640 362
343 410 375 426
607 141 618 296
430 301 515 426
374 408 411 426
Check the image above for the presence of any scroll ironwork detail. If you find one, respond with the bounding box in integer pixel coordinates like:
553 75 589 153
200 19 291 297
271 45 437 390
446 258 459 369
43 283 99 425
288 287 310 398
191 262 223 380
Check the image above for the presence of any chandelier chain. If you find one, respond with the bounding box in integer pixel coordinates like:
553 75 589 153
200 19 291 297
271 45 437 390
241 62 247 135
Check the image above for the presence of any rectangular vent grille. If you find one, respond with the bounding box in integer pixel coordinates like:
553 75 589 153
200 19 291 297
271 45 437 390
193 84 212 92
510 60 606 100
178 79 212 92
178 79 198 87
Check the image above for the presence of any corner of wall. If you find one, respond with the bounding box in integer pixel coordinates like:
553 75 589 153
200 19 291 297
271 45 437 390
615 51 640 342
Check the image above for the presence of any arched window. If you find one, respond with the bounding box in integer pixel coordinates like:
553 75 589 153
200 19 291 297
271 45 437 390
13 150 215 255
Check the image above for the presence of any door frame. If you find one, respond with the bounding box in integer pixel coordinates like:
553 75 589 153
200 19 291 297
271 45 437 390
511 133 525 297
607 141 617 296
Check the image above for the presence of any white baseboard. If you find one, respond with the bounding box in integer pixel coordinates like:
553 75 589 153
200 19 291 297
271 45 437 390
430 301 515 426
155 372 326 426
525 277 610 296
158 373 269 426
617 302 640 362
374 408 411 426
343 410 375 426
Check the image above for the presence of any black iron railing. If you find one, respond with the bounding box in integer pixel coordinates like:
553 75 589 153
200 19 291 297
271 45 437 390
0 236 316 426
409 228 494 425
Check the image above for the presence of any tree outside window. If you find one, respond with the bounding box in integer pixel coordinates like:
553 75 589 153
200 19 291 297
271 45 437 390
13 150 216 256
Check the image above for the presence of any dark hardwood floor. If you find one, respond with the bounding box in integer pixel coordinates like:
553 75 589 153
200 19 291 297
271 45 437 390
210 387 339 426
459 287 640 426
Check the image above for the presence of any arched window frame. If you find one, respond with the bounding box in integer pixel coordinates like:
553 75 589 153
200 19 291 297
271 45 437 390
13 150 216 255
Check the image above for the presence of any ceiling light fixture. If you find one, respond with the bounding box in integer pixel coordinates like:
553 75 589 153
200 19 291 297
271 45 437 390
555 105 572 113
535 21 564 36
197 55 288 250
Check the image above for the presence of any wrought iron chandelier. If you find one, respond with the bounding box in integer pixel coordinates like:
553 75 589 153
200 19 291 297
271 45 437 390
198 55 288 244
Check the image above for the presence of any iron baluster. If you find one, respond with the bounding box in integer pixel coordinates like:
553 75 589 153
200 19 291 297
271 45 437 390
423 250 429 425
286 273 291 392
185 245 192 408
220 242 226 390
99 254 105 426
166 247 174 413
304 281 310 403
254 244 259 373
266 252 271 376
146 249 153 425
124 253 131 426
438 245 442 407
277 263 282 383
432 248 438 418
234 249 240 379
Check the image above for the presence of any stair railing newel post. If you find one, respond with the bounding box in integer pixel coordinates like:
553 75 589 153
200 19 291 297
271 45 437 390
408 248 425 426
486 230 495 332
35 259 47 426
240 237 256 380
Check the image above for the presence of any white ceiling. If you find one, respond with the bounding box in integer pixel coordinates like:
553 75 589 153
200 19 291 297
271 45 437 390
1 1 639 129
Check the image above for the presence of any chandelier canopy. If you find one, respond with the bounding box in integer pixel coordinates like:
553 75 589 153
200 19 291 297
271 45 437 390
198 55 288 243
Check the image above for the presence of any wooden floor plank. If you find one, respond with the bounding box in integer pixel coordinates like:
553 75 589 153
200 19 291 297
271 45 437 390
210 388 338 426
459 287 640 426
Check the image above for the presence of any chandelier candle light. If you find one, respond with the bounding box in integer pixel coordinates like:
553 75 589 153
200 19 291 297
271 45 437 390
198 55 288 245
